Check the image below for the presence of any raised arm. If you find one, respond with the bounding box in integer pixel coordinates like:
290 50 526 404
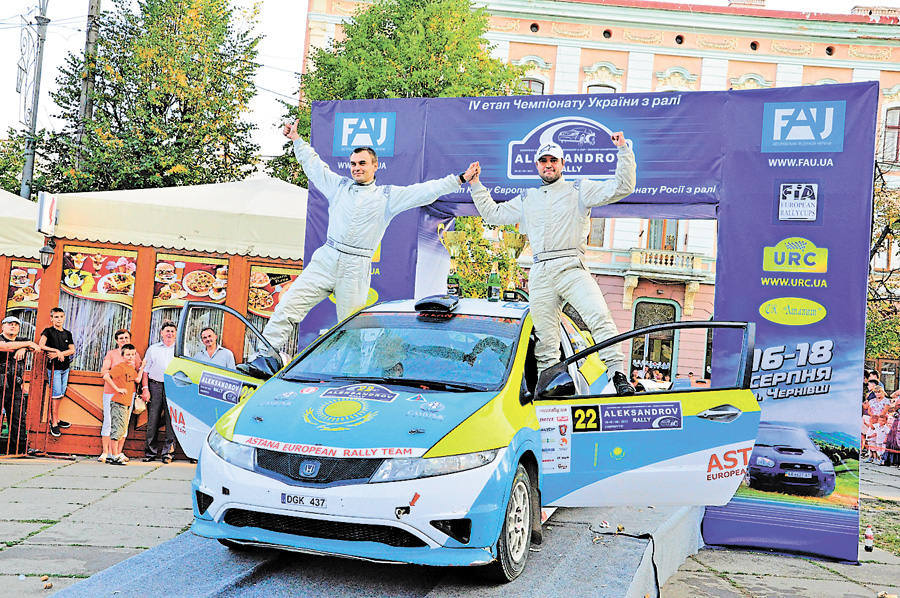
469 165 524 226
386 162 482 216
579 132 636 209
284 121 345 202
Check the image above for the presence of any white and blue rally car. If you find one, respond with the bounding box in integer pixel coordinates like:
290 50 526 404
165 296 759 581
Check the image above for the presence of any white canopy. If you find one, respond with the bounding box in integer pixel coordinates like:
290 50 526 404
54 177 308 260
0 189 44 259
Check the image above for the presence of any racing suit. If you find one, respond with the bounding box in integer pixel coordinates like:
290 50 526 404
263 138 462 350
470 143 636 374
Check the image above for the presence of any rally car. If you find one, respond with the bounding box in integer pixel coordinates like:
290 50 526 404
747 422 836 497
165 297 759 581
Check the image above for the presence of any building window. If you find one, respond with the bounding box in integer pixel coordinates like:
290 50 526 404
588 218 605 247
587 84 616 94
648 219 678 250
522 78 545 95
885 107 900 163
630 301 677 377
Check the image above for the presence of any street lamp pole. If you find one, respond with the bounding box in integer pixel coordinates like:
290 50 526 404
19 1 50 200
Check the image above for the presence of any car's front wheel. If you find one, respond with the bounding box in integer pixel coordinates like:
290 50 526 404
484 463 532 582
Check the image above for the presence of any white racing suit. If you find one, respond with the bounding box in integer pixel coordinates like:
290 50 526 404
470 143 636 374
263 138 461 349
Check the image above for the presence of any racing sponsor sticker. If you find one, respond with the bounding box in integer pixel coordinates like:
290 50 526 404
305 398 377 431
536 406 572 474
298 386 319 394
198 371 255 404
599 402 683 432
281 493 327 509
322 384 398 402
233 435 427 458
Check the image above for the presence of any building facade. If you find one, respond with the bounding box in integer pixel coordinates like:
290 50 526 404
303 0 900 378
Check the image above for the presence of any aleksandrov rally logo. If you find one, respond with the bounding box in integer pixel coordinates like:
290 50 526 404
508 117 619 179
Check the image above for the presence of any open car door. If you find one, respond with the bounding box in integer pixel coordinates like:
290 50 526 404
164 302 283 459
537 321 760 507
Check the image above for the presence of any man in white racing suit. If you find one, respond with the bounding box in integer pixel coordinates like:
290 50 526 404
264 121 479 350
469 133 636 387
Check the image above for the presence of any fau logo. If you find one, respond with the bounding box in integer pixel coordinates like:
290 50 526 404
761 101 845 153
333 112 396 157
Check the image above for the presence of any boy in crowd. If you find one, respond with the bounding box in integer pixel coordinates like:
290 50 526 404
102 344 140 465
1 316 42 453
39 307 75 437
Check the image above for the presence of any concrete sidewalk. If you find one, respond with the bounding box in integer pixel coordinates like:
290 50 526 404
0 456 898 597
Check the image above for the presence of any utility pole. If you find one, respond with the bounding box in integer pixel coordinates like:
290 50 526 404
19 1 50 200
75 0 102 167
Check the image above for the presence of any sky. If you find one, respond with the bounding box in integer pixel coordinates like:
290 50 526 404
1 0 899 165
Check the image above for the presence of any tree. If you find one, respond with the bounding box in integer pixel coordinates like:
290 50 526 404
451 217 526 298
266 0 525 184
867 163 900 359
0 128 48 197
45 0 260 192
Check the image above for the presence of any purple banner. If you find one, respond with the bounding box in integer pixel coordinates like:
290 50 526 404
707 83 877 562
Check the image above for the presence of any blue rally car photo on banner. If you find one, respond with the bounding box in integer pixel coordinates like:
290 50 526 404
165 297 759 581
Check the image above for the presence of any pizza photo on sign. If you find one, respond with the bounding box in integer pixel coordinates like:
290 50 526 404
184 270 215 296
100 272 135 295
249 287 274 311
249 271 270 288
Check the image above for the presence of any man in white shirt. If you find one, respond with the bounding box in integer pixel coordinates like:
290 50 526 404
140 322 177 463
264 121 479 350
192 328 236 370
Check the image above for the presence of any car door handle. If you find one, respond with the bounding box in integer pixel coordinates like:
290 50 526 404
172 371 194 387
697 405 742 423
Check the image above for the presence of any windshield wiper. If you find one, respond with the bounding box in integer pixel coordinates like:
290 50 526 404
282 373 333 382
330 375 489 392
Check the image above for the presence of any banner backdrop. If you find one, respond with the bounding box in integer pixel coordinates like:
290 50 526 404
303 83 876 560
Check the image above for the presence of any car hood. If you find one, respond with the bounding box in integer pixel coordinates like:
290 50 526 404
751 445 828 465
229 379 499 458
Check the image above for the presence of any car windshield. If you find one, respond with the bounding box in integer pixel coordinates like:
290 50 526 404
755 426 816 449
282 311 522 391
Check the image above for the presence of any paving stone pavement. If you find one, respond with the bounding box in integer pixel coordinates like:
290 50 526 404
1 456 898 597
0 456 194 598
662 461 900 597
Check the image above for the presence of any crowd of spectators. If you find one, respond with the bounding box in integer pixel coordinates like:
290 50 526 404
862 369 900 467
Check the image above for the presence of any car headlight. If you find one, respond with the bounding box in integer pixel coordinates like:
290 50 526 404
207 428 255 471
818 460 835 473
754 456 776 468
370 449 499 483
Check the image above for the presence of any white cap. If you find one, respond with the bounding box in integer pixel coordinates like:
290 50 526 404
535 142 564 161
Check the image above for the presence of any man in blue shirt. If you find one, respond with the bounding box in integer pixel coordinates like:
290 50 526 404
192 328 236 370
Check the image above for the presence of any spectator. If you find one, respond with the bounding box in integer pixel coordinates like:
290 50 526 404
102 344 141 465
884 410 900 468
192 328 236 370
38 307 75 438
866 379 878 403
98 329 142 463
141 322 177 464
873 414 890 465
1 316 41 454
869 386 891 418
862 412 873 462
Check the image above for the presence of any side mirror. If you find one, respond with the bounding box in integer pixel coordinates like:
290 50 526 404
236 354 281 381
535 363 576 399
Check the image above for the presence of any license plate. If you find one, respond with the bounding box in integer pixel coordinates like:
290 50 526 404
280 493 327 508
785 471 812 479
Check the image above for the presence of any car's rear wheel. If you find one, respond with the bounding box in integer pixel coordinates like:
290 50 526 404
483 464 532 583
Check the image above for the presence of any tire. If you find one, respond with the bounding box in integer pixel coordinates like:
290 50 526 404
483 464 532 583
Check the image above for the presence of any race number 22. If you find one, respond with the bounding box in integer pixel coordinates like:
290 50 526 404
571 406 600 432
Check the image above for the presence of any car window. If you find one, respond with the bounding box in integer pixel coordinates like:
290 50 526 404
282 312 522 390
755 425 816 449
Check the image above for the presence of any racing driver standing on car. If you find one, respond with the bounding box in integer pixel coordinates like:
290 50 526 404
265 121 479 350
468 133 636 392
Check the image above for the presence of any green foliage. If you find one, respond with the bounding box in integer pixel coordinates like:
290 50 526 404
451 216 525 298
45 0 261 192
866 302 900 359
266 0 525 183
0 128 49 197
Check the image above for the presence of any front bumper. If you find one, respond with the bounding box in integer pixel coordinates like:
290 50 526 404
191 443 514 566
